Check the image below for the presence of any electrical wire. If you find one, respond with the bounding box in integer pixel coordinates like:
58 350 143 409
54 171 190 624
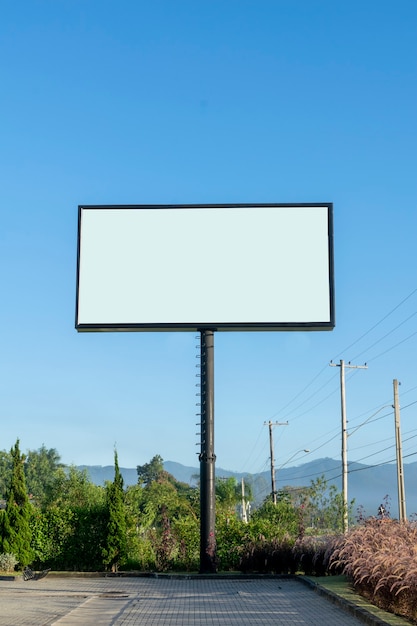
331 287 417 361
365 329 417 364
248 290 417 487
268 363 329 418
350 310 417 362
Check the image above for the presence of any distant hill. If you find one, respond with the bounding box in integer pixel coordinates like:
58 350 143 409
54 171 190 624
78 457 417 519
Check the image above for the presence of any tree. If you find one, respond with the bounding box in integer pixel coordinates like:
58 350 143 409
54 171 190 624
24 445 62 503
42 465 105 509
32 466 106 571
102 450 127 572
0 440 34 567
137 454 164 486
216 477 242 516
250 495 299 539
0 450 12 500
305 475 354 532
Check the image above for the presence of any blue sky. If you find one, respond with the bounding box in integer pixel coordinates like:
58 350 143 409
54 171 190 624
1 1 416 485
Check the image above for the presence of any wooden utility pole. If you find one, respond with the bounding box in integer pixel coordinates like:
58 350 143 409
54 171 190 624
393 379 406 521
264 420 288 504
330 360 367 533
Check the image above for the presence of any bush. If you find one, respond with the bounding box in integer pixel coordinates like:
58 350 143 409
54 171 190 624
0 552 18 572
330 518 417 622
292 535 339 576
239 535 297 574
215 513 246 571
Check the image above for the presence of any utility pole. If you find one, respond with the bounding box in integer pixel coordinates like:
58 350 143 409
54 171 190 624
330 360 367 533
241 477 248 523
393 379 406 521
264 420 288 504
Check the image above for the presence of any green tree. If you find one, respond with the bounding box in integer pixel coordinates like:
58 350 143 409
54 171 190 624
137 454 164 486
33 464 107 570
127 456 200 572
305 475 354 533
24 445 62 503
43 465 105 509
216 477 241 513
0 450 12 500
102 450 127 572
250 494 299 539
1 440 34 567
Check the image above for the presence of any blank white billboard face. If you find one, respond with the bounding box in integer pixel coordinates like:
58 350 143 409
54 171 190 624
76 204 334 332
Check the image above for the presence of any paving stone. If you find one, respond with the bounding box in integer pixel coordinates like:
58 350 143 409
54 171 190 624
0 576 382 625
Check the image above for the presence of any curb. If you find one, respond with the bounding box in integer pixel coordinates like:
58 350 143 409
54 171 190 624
298 576 401 626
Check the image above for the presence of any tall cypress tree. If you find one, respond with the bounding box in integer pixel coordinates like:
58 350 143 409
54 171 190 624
102 449 127 572
1 440 34 567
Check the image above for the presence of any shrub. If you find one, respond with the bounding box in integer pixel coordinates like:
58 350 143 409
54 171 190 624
292 535 338 576
215 512 246 571
330 518 417 622
0 552 18 572
239 534 297 574
171 517 199 571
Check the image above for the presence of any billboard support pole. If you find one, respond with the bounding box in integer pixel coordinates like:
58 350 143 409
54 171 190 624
199 328 217 573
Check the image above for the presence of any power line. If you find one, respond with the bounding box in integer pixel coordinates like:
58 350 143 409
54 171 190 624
251 291 417 482
331 287 417 360
365 329 417 363
347 451 417 474
268 363 329 418
351 310 417 362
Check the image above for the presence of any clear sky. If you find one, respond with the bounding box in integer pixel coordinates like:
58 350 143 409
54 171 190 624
1 1 416 481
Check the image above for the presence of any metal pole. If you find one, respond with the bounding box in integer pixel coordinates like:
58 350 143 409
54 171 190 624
393 379 406 521
199 329 217 573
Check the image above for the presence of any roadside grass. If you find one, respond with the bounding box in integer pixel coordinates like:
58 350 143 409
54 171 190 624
305 575 413 626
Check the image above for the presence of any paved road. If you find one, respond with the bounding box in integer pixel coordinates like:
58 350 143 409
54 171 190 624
0 576 377 625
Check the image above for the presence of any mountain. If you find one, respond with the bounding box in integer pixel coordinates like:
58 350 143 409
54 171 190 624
79 458 417 519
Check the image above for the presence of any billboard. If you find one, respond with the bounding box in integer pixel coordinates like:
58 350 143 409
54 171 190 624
75 204 334 332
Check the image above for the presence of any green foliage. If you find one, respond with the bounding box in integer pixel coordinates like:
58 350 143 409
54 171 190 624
137 455 164 486
43 466 105 509
302 475 354 533
1 440 34 567
102 450 127 572
31 463 107 570
0 451 12 500
215 511 246 570
66 505 108 571
239 535 296 574
250 496 299 539
0 445 354 574
216 477 241 514
24 445 62 503
30 506 74 568
171 516 199 571
126 456 200 572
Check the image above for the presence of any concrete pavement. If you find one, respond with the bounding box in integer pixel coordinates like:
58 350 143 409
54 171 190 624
0 575 393 625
